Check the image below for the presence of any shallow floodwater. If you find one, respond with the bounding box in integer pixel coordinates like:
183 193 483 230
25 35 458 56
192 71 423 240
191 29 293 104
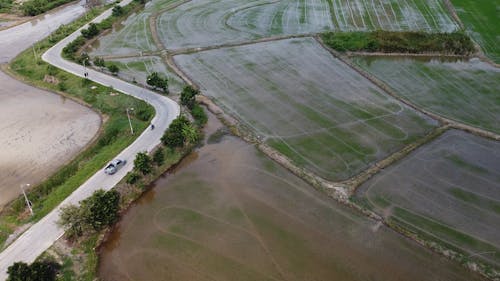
99 114 482 281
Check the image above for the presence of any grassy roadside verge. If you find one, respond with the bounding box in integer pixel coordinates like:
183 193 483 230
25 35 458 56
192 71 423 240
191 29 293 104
0 5 154 248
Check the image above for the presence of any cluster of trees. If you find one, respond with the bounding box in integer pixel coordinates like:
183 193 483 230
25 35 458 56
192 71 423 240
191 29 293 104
93 57 120 75
21 0 73 16
146 72 168 93
58 189 120 239
322 31 475 55
7 260 59 281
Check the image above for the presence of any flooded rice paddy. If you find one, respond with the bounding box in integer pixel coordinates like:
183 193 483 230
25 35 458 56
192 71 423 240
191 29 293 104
354 56 500 134
174 38 436 181
106 56 185 93
0 71 100 208
356 129 500 267
98 114 483 281
91 0 458 55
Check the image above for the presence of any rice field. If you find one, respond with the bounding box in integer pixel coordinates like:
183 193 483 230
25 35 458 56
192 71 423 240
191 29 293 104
157 0 458 49
354 56 500 134
355 130 500 267
88 0 183 56
450 0 500 63
174 38 436 181
107 56 185 93
89 11 157 56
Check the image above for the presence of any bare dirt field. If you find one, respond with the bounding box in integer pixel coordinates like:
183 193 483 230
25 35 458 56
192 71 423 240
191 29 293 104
355 129 500 267
98 114 482 281
174 38 436 181
0 70 100 208
353 56 500 134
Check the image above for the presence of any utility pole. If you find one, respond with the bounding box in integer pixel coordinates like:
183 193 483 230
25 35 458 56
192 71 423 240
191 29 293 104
20 184 33 216
126 108 134 134
32 43 37 61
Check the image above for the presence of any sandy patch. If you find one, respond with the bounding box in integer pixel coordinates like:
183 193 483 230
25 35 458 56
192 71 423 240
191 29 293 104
0 70 101 207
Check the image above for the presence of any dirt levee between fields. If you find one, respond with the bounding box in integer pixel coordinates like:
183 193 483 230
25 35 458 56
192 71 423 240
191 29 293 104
0 70 100 207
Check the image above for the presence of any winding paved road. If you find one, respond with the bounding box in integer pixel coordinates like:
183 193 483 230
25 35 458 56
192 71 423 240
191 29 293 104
0 1 179 279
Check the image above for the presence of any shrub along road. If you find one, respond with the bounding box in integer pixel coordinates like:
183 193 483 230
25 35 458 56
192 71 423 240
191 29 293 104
0 0 179 279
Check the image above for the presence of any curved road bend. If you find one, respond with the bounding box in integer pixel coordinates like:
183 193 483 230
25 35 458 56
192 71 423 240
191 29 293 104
0 0 180 279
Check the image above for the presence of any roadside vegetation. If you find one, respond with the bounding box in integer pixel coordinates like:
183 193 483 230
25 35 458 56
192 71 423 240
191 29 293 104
0 0 13 13
0 6 153 248
321 31 475 55
7 260 59 281
49 104 207 279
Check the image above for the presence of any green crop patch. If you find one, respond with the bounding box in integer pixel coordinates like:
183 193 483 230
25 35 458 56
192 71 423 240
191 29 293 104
450 0 500 63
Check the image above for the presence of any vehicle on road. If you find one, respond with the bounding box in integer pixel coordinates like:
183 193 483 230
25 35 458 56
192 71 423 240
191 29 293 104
104 159 126 175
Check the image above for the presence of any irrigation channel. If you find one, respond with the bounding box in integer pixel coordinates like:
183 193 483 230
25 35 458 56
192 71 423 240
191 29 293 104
97 111 485 281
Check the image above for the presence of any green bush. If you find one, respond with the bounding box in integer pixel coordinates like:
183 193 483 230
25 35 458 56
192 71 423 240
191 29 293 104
146 72 168 93
81 23 100 39
58 190 120 238
161 116 190 148
180 85 198 109
21 0 74 16
125 171 141 184
191 104 207 125
134 151 152 175
153 149 164 166
7 260 59 281
107 64 119 75
321 31 475 55
112 5 123 16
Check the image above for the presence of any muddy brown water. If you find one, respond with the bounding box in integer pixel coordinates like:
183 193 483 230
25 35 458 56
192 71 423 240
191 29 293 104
99 113 483 281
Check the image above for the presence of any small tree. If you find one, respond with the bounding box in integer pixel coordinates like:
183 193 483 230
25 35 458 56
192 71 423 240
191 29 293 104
191 104 208 125
81 23 100 39
180 85 198 109
93 57 105 68
182 123 199 145
146 72 168 93
7 261 59 281
58 190 120 238
161 115 189 148
59 204 88 238
153 149 165 166
83 189 120 231
107 64 119 75
125 171 141 184
134 151 152 175
112 5 123 16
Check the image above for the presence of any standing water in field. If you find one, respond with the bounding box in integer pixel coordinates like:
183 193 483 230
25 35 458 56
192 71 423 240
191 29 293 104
98 112 483 281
